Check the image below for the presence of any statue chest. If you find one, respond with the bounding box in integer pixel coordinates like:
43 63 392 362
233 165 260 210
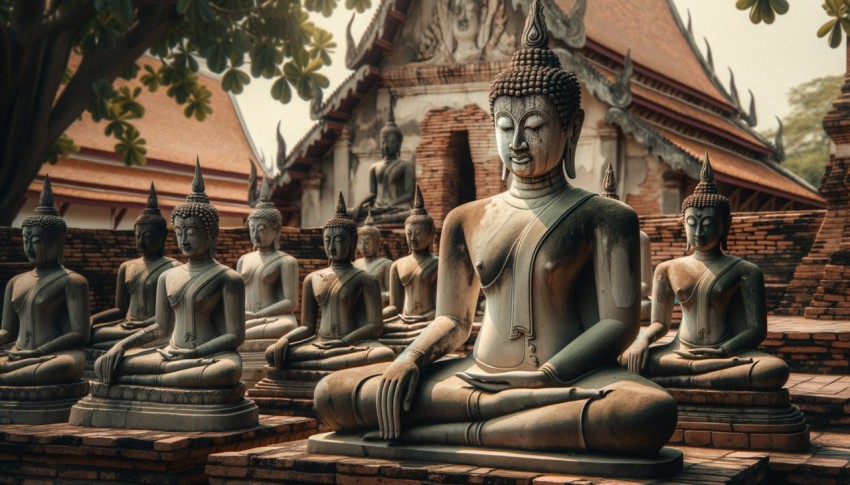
165 269 224 315
313 269 364 336
126 258 173 303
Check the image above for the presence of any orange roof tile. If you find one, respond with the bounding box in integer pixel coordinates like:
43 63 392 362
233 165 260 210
555 0 729 105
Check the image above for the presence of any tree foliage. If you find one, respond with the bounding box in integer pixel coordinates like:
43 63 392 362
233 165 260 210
736 0 850 48
0 0 369 225
764 75 843 186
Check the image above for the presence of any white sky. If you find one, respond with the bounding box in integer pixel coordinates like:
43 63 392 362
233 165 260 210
234 1 845 169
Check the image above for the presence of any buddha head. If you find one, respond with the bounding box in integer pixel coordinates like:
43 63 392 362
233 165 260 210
248 178 283 251
489 0 583 180
324 192 358 264
172 158 220 259
357 208 381 259
451 0 483 44
404 185 435 254
135 182 168 258
21 175 67 266
681 153 731 253
380 100 402 161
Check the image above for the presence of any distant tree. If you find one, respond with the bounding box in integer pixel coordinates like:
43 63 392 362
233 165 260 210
0 0 370 226
765 75 843 186
736 0 850 48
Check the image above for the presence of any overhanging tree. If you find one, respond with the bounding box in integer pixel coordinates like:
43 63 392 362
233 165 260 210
0 0 369 226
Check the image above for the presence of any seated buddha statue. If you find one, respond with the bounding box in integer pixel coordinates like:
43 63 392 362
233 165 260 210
236 179 299 340
264 193 395 371
93 161 245 390
0 176 90 388
89 183 179 349
621 154 789 391
351 102 416 224
353 209 392 307
312 2 676 458
379 186 438 351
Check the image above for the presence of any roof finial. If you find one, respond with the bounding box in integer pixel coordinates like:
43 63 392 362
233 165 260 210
601 163 619 200
522 0 549 50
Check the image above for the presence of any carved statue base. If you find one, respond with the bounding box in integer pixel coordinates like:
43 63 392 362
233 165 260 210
308 432 683 479
0 381 89 424
246 368 330 417
667 388 809 451
237 339 278 389
69 382 259 431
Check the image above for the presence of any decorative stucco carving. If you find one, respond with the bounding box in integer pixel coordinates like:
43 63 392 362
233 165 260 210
416 0 510 64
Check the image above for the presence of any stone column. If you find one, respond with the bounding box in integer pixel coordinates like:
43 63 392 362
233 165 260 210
300 170 324 228
333 126 352 202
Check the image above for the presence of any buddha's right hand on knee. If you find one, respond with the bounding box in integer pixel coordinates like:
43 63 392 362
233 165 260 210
265 338 289 369
622 338 650 374
95 347 125 384
376 355 420 440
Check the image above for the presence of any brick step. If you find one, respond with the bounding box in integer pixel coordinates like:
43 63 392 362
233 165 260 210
766 430 850 484
787 373 850 429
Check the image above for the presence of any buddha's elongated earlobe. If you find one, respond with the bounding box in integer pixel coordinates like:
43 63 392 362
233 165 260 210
501 164 508 182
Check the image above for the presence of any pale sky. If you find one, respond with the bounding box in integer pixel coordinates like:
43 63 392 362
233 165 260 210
234 1 845 171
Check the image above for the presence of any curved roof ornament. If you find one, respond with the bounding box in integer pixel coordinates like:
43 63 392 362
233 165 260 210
611 48 633 108
703 37 714 71
774 117 786 162
248 159 259 207
744 90 758 127
686 9 693 39
561 0 586 49
345 14 357 69
728 68 740 108
275 121 287 174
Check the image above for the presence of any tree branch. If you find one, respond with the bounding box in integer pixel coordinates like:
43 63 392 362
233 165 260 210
22 0 95 44
11 0 46 32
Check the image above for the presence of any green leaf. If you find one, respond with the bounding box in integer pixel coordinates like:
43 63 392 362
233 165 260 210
736 0 757 10
271 76 292 103
829 21 844 47
345 0 372 13
222 68 250 94
818 18 839 37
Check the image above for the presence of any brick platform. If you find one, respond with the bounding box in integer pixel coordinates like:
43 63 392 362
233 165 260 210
0 414 316 484
206 440 769 484
246 369 330 418
787 373 850 429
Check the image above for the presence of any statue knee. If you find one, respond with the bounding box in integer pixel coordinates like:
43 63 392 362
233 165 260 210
750 357 789 390
587 385 677 454
367 347 396 364
202 359 242 389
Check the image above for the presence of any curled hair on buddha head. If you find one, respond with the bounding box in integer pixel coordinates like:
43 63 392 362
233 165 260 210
681 152 731 251
135 182 168 238
324 191 359 260
248 178 283 249
172 157 220 255
22 174 68 244
405 185 435 234
358 207 381 238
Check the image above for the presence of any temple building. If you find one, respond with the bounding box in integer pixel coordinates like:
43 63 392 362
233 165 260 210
262 0 825 228
12 55 259 230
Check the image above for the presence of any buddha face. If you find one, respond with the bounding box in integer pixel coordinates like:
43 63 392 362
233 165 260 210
173 215 211 258
135 223 164 257
357 232 379 258
452 0 482 42
406 222 434 253
22 225 60 266
684 207 724 252
324 227 353 263
248 217 278 250
494 95 570 179
381 131 402 160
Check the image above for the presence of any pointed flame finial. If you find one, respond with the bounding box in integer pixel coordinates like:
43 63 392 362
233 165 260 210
147 182 158 209
39 174 56 210
364 207 375 227
412 184 424 211
522 0 549 50
336 191 347 215
601 163 619 200
259 177 270 203
185 156 211 204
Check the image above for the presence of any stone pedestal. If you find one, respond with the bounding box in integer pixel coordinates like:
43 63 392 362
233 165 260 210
245 368 328 418
0 380 89 424
0 414 316 484
668 388 810 451
237 339 276 390
69 382 259 432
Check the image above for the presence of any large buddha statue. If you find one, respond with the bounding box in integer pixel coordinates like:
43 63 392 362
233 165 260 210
353 209 392 307
89 183 180 349
352 102 416 224
237 179 299 340
310 2 677 467
71 161 257 431
621 154 789 390
263 193 395 371
379 186 438 352
0 176 90 423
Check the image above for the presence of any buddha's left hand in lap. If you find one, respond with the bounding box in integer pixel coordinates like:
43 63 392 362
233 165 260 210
158 348 197 361
674 348 738 360
7 349 43 360
313 339 348 350
457 370 553 392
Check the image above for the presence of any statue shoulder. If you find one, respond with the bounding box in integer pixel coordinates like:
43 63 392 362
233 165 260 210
62 269 89 293
279 252 298 266
584 194 639 233
734 258 763 278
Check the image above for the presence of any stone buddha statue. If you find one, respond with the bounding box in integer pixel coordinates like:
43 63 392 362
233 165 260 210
264 193 395 371
353 208 392 307
600 163 652 322
0 176 90 385
92 161 245 389
379 186 438 352
621 154 789 391
236 179 299 340
89 183 180 350
311 1 677 461
352 102 416 224
0 176 90 423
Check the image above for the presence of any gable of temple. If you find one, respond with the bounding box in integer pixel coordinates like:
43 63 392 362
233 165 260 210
265 0 824 228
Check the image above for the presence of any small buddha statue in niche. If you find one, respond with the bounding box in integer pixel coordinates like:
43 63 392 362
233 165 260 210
599 163 652 321
379 185 438 349
352 101 416 223
95 160 245 389
0 176 90 385
313 1 676 455
353 208 392 307
236 179 299 340
264 193 395 371
621 154 789 390
90 183 180 349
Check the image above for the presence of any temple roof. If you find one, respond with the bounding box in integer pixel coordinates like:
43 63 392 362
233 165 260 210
32 55 257 219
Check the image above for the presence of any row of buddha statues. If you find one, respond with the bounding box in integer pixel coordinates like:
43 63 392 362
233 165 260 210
0 0 792 468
